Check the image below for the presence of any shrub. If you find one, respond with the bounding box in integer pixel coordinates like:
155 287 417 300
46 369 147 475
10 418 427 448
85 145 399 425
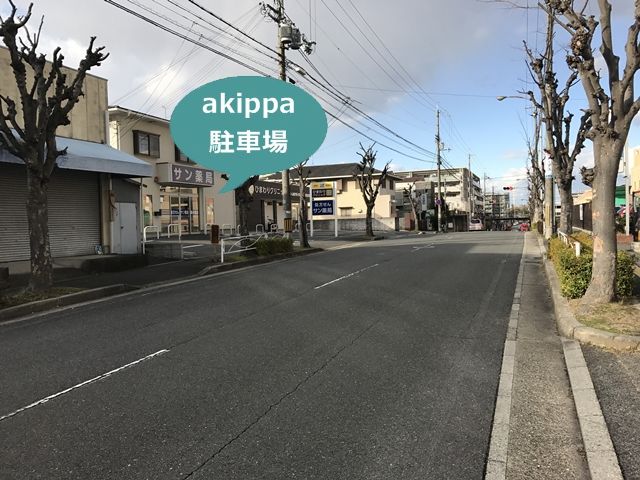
255 237 293 256
548 236 636 299
616 251 635 298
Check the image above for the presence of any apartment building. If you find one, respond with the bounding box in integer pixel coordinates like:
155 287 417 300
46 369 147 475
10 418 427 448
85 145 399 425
484 193 511 218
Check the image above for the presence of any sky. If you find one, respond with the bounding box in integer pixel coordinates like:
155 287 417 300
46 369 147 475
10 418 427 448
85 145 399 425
2 0 639 206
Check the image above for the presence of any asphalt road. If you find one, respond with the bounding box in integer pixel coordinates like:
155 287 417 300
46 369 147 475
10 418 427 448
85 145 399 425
0 232 523 480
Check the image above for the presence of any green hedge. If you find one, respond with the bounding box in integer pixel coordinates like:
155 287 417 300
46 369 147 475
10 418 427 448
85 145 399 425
548 236 635 299
255 237 294 256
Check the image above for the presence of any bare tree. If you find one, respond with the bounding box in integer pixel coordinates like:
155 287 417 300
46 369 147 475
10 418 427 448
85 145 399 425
353 144 390 237
0 1 108 291
403 183 421 231
295 161 311 248
524 5 591 235
526 109 545 228
545 1 640 305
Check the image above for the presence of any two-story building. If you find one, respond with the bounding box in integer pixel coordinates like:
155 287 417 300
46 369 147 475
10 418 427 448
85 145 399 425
108 106 236 236
0 47 152 270
263 163 400 232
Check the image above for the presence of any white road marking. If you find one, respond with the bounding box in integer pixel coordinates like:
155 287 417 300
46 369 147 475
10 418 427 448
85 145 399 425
326 242 368 251
181 244 204 249
0 349 169 422
314 264 379 290
412 244 435 251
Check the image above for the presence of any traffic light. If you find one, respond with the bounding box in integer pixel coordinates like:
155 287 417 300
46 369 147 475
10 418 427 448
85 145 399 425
503 186 514 190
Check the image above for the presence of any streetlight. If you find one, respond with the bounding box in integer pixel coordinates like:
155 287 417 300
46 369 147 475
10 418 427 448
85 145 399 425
496 95 529 102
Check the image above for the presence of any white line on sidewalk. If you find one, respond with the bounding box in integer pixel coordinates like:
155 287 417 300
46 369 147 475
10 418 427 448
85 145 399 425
314 264 379 290
181 244 204 249
0 349 169 422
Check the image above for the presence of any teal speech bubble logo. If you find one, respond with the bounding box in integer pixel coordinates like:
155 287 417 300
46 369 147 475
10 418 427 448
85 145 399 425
170 76 328 192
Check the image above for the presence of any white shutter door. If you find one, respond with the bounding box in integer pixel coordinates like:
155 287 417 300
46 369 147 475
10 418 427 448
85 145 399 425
0 165 100 262
48 169 100 257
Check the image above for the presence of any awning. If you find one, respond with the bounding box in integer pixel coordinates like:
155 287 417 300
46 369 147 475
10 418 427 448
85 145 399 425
0 136 153 177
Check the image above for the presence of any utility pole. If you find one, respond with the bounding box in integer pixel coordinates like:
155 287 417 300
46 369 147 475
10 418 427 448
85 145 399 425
468 154 473 229
276 0 292 235
491 184 495 229
436 109 442 233
483 173 487 225
261 0 314 236
544 175 554 239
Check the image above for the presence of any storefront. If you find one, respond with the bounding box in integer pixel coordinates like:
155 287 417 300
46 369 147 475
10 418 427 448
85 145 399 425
0 136 153 266
242 180 304 231
152 162 215 234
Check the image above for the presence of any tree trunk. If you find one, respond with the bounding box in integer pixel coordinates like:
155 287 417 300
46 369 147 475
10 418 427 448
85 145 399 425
298 197 310 249
26 166 53 291
365 204 374 237
531 199 543 226
582 140 621 305
411 202 420 231
238 201 249 237
557 182 573 235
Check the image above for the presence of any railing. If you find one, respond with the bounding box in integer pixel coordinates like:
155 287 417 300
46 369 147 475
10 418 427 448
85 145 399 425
220 233 268 263
204 223 213 234
142 226 160 255
167 224 181 239
558 231 582 257
221 224 235 236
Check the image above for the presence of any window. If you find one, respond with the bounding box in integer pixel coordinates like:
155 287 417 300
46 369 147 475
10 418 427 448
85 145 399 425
175 145 191 163
388 179 394 190
340 207 353 217
143 195 153 226
133 131 160 157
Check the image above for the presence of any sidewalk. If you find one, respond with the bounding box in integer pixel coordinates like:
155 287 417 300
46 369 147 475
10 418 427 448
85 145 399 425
505 233 589 478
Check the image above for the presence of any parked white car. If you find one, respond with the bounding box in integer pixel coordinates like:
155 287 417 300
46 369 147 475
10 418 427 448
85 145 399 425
469 218 484 231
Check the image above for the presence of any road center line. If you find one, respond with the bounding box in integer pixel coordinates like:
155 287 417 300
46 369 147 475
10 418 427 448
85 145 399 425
0 349 169 422
314 264 379 290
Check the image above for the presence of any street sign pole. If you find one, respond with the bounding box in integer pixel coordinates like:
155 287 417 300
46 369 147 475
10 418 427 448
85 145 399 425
310 184 314 237
334 181 338 238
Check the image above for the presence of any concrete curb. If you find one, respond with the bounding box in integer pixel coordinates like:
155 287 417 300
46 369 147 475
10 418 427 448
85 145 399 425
0 284 139 323
197 248 324 276
562 338 623 480
537 235 624 479
485 234 526 480
537 236 640 352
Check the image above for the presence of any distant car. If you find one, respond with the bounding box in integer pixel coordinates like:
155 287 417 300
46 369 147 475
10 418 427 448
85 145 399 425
519 222 530 232
469 218 484 231
511 222 521 231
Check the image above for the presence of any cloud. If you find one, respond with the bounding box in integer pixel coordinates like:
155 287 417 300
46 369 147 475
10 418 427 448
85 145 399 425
501 148 527 161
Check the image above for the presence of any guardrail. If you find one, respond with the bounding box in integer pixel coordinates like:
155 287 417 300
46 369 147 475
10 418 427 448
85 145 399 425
221 224 235 236
558 231 582 257
220 233 268 263
142 226 160 255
